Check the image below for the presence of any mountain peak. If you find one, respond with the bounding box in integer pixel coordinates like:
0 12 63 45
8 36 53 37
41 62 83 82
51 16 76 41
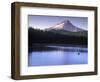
45 19 86 32
61 19 70 23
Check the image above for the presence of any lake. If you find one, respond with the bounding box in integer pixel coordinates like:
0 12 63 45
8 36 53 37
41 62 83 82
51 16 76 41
28 45 88 66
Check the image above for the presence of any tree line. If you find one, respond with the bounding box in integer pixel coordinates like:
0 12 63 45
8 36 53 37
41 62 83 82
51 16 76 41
28 27 87 47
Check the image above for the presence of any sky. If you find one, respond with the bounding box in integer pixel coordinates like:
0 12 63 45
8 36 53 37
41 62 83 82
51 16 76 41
28 15 88 30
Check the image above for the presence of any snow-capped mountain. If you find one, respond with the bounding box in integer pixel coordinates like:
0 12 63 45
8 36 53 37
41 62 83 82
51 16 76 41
45 20 86 32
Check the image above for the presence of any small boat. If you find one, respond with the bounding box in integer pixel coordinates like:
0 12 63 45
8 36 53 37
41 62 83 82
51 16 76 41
78 52 80 55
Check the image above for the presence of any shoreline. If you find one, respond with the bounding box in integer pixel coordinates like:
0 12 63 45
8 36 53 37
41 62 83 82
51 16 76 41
29 43 87 53
31 43 87 48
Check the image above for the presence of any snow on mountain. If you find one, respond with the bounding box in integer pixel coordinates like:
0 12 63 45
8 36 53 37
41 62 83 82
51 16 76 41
45 20 86 32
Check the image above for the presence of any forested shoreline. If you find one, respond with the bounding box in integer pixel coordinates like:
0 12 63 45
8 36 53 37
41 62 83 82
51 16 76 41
28 27 87 48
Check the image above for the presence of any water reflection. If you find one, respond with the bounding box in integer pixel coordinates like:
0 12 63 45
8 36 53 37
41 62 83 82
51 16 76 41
28 45 88 66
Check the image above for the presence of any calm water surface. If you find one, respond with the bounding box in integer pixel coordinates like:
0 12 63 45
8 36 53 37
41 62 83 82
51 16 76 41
28 45 88 66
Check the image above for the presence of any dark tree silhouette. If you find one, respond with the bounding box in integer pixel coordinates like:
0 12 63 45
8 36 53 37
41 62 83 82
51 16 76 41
28 27 87 49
